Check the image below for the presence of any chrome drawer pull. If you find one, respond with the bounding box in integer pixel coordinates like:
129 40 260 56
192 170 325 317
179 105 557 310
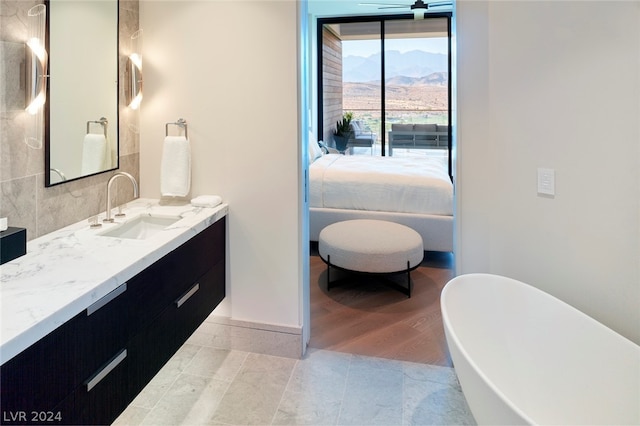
85 349 127 392
87 283 127 316
175 283 200 308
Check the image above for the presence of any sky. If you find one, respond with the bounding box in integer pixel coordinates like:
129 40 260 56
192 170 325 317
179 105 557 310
343 37 448 57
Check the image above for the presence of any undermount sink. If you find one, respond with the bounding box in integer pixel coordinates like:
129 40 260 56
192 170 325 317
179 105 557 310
98 215 182 240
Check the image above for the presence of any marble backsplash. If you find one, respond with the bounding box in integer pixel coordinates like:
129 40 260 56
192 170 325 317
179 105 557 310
0 0 140 240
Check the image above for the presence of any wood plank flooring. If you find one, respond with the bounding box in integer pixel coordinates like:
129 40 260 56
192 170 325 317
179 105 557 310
308 244 454 367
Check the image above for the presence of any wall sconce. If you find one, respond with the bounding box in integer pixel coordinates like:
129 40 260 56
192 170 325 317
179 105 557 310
126 29 143 110
24 4 48 148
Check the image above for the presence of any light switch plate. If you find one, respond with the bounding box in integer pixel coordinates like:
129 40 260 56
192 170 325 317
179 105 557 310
537 168 555 196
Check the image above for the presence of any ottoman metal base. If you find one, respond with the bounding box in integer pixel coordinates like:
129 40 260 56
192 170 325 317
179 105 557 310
324 255 416 297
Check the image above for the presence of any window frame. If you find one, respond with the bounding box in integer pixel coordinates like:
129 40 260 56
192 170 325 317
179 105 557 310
316 12 453 177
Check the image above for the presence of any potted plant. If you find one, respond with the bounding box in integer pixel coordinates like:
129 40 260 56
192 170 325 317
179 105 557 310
332 111 353 152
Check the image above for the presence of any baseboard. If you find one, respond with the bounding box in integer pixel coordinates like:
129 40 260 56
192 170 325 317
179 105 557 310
186 313 303 359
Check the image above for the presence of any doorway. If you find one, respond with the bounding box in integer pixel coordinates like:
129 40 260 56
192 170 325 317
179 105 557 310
307 12 455 363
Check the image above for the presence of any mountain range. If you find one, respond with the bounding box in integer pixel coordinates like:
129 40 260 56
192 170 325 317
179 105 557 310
343 49 448 84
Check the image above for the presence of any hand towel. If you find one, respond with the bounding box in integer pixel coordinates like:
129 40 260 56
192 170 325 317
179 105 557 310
191 195 222 208
161 135 191 197
81 134 107 175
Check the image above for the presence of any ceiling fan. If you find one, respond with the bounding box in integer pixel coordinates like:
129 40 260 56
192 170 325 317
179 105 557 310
358 0 453 19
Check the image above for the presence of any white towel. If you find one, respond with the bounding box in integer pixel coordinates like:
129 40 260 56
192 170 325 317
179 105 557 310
161 135 191 197
81 134 107 175
191 195 222 208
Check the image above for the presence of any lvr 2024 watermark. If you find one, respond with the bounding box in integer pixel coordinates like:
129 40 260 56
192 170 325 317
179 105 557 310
2 411 62 423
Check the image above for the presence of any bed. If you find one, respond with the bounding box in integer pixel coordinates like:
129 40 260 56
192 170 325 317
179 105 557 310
308 139 454 252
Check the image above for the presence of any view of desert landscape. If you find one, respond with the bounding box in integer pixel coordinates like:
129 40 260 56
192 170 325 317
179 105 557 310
343 74 449 135
333 44 450 149
345 78 448 115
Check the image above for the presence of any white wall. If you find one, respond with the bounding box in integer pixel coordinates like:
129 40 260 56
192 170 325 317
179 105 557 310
456 0 640 344
140 1 303 329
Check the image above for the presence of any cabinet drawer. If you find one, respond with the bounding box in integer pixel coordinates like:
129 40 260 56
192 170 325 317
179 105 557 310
73 283 132 384
125 217 225 332
52 348 133 426
0 283 130 416
171 260 225 346
0 320 74 417
126 261 226 399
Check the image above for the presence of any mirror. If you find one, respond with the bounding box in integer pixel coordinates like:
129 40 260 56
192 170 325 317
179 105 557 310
45 0 119 186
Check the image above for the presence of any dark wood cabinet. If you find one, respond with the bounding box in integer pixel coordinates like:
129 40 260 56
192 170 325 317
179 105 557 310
0 217 226 426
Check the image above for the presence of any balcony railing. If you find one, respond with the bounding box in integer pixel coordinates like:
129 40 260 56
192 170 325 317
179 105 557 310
342 109 449 164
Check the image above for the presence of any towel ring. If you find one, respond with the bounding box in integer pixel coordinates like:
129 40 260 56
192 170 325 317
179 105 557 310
165 118 188 138
86 117 108 138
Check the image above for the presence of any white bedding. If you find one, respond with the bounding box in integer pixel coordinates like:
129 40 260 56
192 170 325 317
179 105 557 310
309 154 453 216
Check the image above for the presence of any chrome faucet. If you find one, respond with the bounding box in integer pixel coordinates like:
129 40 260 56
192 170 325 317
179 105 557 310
104 172 139 223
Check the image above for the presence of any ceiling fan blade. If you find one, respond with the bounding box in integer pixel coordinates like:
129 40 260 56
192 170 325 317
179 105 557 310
358 2 412 7
358 1 452 10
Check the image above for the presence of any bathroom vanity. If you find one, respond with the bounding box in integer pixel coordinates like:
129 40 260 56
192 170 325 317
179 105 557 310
0 199 227 425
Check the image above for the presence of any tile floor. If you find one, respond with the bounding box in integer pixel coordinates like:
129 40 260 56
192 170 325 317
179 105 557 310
114 338 475 425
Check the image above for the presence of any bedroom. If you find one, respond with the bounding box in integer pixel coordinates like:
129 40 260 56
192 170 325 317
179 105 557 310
309 12 454 255
303 1 456 366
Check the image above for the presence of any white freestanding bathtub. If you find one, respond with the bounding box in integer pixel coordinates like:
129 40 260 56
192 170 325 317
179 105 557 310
441 273 640 425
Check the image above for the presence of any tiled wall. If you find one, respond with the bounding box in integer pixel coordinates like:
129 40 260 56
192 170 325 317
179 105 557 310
0 0 140 240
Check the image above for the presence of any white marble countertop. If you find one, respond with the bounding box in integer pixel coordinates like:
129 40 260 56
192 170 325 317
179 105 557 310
0 198 228 365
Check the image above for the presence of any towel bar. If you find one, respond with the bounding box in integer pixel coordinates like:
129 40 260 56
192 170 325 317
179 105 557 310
165 118 188 138
86 117 108 138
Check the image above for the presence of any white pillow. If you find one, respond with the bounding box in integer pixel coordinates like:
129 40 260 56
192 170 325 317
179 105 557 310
308 131 324 164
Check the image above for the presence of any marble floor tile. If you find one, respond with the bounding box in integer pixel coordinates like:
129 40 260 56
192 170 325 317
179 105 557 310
285 348 351 395
209 353 297 425
112 405 149 426
273 389 343 425
402 362 475 425
117 344 476 426
272 349 351 425
129 343 201 409
141 373 229 426
183 346 248 382
186 322 231 348
337 354 405 425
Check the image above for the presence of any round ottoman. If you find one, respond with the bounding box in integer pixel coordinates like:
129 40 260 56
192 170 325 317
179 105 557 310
318 219 424 297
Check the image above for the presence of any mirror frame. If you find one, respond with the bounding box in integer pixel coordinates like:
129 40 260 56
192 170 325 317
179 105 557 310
44 0 120 187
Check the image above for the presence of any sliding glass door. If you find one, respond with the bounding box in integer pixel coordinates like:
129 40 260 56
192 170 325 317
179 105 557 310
319 21 382 155
317 14 451 174
341 26 382 155
384 18 450 169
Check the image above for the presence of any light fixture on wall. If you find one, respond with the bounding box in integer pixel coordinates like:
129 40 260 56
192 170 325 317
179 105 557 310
24 3 48 148
126 29 143 110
